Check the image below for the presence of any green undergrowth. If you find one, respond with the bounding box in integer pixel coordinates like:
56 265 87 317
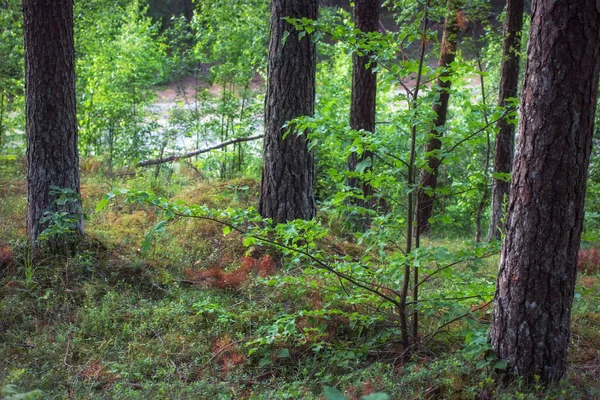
1 171 599 399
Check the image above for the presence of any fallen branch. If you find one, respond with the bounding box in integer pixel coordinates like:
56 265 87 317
136 134 264 167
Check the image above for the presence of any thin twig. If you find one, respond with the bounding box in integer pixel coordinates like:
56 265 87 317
423 299 493 346
206 340 245 366
406 294 483 306
416 251 498 288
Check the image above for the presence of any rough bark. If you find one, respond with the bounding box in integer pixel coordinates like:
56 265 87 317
258 0 317 223
415 11 459 236
489 0 600 383
347 0 379 230
487 0 524 241
24 0 82 242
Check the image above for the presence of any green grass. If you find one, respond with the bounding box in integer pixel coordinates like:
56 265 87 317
1 170 599 399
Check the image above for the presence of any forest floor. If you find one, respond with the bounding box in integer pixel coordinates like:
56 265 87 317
1 167 600 399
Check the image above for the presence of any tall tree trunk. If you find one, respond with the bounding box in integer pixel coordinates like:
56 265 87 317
0 93 4 152
23 0 82 242
347 0 379 230
182 0 193 22
487 0 524 241
489 0 600 383
415 9 459 236
259 0 317 223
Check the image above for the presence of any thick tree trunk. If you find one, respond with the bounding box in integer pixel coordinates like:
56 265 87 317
24 0 82 242
258 0 317 223
489 0 600 383
347 0 379 230
487 0 524 241
415 11 458 236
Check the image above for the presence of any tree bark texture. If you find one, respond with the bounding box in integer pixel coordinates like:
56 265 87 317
487 0 524 241
24 0 82 241
489 0 600 383
415 12 459 236
347 0 379 230
259 0 317 223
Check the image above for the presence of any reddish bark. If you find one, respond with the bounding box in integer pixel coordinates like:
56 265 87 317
489 0 600 383
415 11 459 236
487 0 524 241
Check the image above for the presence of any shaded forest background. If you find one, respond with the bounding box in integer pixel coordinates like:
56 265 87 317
1 0 600 399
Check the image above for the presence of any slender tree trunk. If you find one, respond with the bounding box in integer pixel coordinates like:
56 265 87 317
347 0 379 230
0 93 4 152
487 0 524 241
401 2 429 352
24 0 82 242
474 55 491 243
259 0 317 223
182 0 193 22
415 9 459 236
489 0 600 383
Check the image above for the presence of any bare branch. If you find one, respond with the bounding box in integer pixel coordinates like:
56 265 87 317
136 135 264 167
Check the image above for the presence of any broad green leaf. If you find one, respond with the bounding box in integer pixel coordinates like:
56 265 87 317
361 394 390 400
323 386 348 400
243 236 257 247
96 197 111 212
355 158 372 174
494 359 509 370
277 348 290 358
258 357 272 367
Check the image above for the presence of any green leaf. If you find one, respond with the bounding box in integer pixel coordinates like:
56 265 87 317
258 357 272 367
355 158 372 174
243 236 257 247
323 386 348 400
0 384 43 399
307 138 319 151
494 359 509 370
96 194 113 212
491 172 511 182
94 198 108 212
154 220 167 234
282 30 290 46
361 394 390 400
223 226 232 235
141 231 154 253
277 348 290 358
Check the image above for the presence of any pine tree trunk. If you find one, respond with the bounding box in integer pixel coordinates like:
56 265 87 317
24 0 82 242
415 12 458 236
347 0 379 230
487 0 524 241
489 0 600 383
259 0 317 223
